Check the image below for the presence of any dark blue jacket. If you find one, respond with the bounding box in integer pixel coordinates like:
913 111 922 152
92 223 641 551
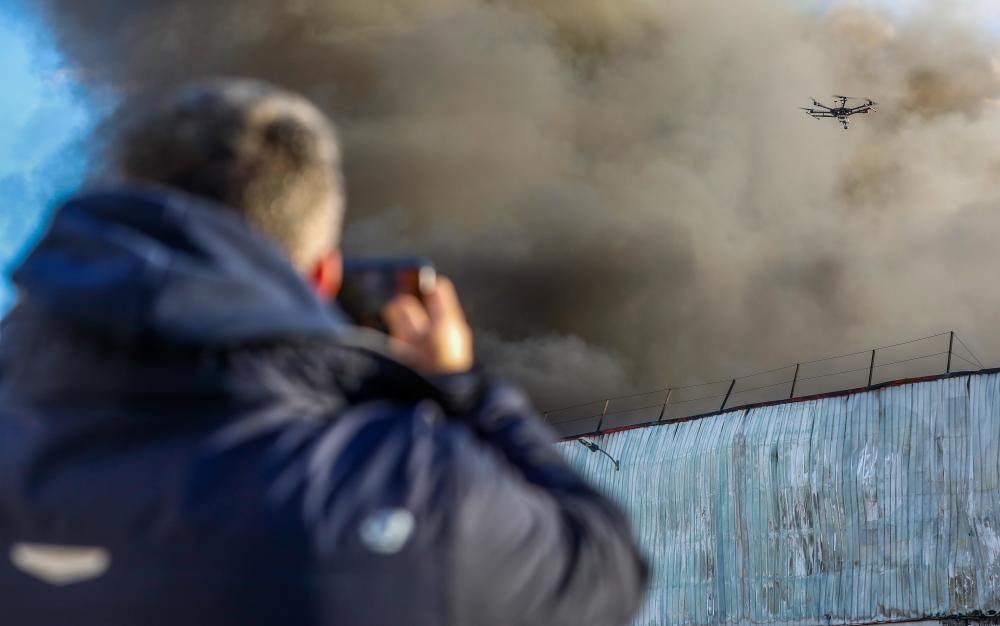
0 187 648 626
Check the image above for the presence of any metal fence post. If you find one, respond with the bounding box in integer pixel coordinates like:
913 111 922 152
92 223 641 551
720 379 736 411
946 331 954 373
789 364 800 399
595 399 610 433
867 349 876 387
656 388 673 422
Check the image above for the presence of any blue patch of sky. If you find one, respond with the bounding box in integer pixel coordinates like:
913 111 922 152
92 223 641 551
805 0 1000 32
0 4 98 313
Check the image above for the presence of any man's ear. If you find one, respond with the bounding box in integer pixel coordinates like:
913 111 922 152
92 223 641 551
309 250 342 299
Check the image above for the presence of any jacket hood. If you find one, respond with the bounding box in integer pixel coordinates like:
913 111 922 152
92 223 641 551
11 186 342 345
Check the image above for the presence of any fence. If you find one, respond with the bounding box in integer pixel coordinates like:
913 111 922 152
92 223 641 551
543 330 986 438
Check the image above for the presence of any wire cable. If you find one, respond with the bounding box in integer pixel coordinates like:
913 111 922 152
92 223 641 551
729 379 795 396
874 351 948 369
875 332 950 351
954 334 985 369
797 365 872 383
949 354 980 370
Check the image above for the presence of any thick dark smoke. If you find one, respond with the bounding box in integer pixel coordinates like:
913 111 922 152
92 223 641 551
26 0 1000 407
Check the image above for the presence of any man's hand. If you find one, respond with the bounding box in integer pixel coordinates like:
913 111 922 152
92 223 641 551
383 277 474 375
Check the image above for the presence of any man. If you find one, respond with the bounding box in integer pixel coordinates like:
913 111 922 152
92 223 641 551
0 79 648 625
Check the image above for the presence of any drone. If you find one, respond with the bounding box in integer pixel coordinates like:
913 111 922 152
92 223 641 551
801 95 878 130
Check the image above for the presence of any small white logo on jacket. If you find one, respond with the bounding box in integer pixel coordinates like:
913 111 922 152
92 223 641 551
359 508 415 554
10 543 111 586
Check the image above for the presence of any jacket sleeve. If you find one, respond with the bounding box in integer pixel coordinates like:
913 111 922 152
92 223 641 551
441 379 649 626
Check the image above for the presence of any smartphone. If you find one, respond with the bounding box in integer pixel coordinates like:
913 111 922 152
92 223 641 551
335 257 436 332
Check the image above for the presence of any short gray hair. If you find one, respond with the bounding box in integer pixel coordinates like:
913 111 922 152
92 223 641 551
108 78 344 269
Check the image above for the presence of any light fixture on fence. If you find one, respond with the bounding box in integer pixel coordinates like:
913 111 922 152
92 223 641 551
577 438 621 471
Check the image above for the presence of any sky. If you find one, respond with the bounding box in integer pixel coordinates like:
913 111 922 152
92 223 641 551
813 0 1000 25
0 3 93 312
0 0 997 314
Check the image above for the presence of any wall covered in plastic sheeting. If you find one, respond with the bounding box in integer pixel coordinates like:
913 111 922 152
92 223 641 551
557 372 1000 626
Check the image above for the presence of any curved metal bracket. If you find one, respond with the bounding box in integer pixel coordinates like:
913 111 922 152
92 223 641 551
577 438 621 471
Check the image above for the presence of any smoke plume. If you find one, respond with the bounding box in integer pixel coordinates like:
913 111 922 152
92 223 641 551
25 0 1000 408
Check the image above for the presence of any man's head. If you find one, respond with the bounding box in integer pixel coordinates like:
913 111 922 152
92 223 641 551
106 78 344 296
